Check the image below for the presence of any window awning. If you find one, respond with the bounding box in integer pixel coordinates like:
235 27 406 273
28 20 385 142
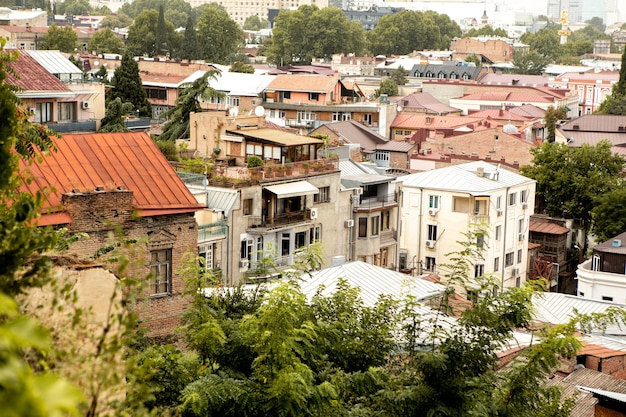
265 181 318 198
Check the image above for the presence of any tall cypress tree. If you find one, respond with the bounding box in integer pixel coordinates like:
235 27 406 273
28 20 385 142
109 54 152 118
181 16 198 61
155 5 168 57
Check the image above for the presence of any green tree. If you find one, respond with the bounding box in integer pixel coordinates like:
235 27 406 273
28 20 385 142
158 70 224 141
465 53 482 66
180 16 199 61
99 97 132 132
56 0 91 15
465 24 508 37
520 26 562 62
109 54 152 117
196 4 243 64
267 6 366 65
230 61 254 73
126 9 180 57
88 27 125 55
100 13 133 30
375 78 398 97
390 65 407 86
512 49 550 75
543 105 568 142
155 4 169 56
585 16 606 32
0 38 85 417
243 15 267 31
591 186 626 242
40 24 78 53
596 47 626 115
94 65 109 83
520 141 625 247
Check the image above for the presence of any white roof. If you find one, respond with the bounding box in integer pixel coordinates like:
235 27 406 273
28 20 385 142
397 161 535 194
182 70 276 97
24 50 83 76
264 181 318 198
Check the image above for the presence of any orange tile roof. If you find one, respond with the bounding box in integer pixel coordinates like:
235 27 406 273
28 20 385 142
267 74 339 93
391 114 485 129
459 91 554 103
6 49 70 93
0 26 48 34
19 132 202 224
140 71 189 86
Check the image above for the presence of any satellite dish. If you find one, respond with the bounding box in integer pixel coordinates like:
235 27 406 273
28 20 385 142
396 105 403 112
228 107 239 117
254 105 265 117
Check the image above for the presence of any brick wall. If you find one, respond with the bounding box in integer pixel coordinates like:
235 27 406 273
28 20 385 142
61 188 198 340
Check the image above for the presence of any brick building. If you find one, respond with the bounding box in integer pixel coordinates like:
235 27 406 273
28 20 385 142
19 132 202 340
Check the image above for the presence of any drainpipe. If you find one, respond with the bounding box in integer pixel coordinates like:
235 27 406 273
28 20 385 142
501 186 510 291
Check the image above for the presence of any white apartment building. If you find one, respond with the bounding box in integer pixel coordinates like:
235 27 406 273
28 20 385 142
396 161 536 296
186 0 329 26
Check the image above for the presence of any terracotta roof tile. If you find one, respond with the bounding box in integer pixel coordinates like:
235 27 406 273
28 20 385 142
267 74 338 93
391 114 485 129
140 71 189 86
458 91 555 103
6 49 70 93
529 220 570 235
19 132 202 223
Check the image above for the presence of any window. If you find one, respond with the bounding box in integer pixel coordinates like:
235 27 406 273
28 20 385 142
199 243 214 271
395 129 403 137
358 218 367 238
520 190 527 203
58 102 75 122
516 276 521 287
281 91 291 99
474 264 484 278
371 215 379 236
495 225 501 241
496 196 502 210
35 102 52 123
310 225 321 243
314 186 330 203
508 192 516 206
375 150 390 161
453 196 469 213
309 92 319 101
19 42 25 49
363 114 372 125
425 256 436 271
149 249 171 295
517 249 522 264
295 231 306 249
427 224 437 241
505 252 514 267
476 233 485 249
243 198 253 215
602 296 613 302
429 195 439 209
381 210 390 230
494 257 500 272
591 254 600 271
240 238 253 261
518 218 524 234
146 88 167 100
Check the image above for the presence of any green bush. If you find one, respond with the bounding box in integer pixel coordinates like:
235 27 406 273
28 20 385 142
246 155 264 168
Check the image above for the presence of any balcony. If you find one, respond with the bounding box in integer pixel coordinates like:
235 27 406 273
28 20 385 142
285 119 315 128
355 193 397 212
47 120 97 133
198 221 227 242
247 209 311 232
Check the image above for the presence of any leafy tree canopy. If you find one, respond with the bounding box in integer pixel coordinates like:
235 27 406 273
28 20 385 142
100 13 133 30
465 24 508 37
40 24 78 53
230 61 254 73
126 9 181 57
243 15 268 31
99 97 133 132
592 186 626 242
390 65 407 86
543 105 568 142
88 27 125 55
196 4 244 64
374 78 398 97
596 47 626 115
109 54 152 117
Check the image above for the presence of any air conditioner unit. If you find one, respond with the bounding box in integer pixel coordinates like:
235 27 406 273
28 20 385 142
511 268 519 277
310 208 318 219
425 240 436 248
82 101 91 109
345 219 354 228
428 208 437 216
496 209 503 216
239 259 249 268
522 203 528 209
27 107 35 115
354 188 363 195
518 233 525 241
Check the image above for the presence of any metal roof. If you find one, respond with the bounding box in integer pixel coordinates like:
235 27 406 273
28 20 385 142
226 128 323 146
24 50 83 76
398 161 535 194
6 50 72 95
182 70 277 96
577 386 626 403
19 132 203 223
265 181 318 198
188 185 239 218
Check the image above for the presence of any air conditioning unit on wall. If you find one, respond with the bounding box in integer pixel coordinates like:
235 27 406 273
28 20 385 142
425 240 435 248
239 259 249 268
518 233 525 241
428 208 437 216
354 188 363 195
82 101 91 109
310 208 318 219
345 219 354 228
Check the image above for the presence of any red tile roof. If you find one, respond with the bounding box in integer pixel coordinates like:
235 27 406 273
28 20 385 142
19 132 202 224
267 74 339 93
6 49 70 93
529 220 569 235
458 91 555 103
391 114 485 130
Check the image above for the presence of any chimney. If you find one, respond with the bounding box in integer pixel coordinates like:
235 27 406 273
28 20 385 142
476 167 484 177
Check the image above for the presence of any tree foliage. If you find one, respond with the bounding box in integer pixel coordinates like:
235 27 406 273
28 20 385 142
591 186 626 242
465 25 508 37
368 10 461 56
230 61 254 73
180 16 199 61
596 47 626 115
126 9 180 57
390 65 407 86
158 70 224 141
196 4 244 64
267 5 366 65
243 15 268 31
512 49 551 75
375 78 398 97
543 105 568 142
520 141 625 240
109 54 152 117
40 24 78 53
87 27 125 55
99 97 133 132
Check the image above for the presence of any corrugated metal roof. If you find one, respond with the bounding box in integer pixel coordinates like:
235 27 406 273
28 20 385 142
578 386 626 403
181 70 277 96
24 50 82 76
187 185 239 218
376 140 415 152
458 91 555 103
559 115 626 134
594 231 626 255
227 128 323 146
560 131 626 147
398 161 535 193
6 49 71 93
399 92 462 114
529 219 569 235
19 132 203 223
532 292 626 336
